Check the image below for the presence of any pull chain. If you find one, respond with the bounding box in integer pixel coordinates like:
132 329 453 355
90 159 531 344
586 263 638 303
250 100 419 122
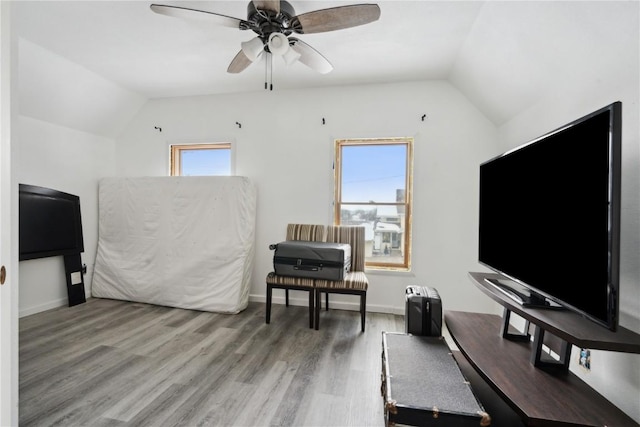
263 53 274 91
269 53 273 91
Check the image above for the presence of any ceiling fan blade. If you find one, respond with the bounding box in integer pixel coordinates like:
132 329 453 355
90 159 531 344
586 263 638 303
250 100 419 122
150 4 248 29
227 50 256 74
289 38 333 74
293 4 380 34
253 0 280 14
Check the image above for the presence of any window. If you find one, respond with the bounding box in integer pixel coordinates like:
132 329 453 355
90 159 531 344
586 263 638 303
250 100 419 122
170 143 232 176
334 137 413 270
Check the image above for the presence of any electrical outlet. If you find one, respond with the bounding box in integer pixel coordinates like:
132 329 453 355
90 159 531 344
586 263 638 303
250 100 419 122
579 348 591 370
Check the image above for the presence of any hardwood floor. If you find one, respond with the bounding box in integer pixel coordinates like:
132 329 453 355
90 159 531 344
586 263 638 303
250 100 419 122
19 298 405 426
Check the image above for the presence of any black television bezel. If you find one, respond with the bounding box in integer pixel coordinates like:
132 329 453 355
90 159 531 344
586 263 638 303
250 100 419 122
478 101 621 331
19 183 85 261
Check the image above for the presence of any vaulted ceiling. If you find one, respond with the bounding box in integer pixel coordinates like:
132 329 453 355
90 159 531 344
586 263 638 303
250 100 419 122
12 1 639 126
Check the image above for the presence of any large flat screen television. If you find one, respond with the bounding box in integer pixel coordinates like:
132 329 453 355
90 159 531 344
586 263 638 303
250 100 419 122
19 184 84 261
478 101 621 331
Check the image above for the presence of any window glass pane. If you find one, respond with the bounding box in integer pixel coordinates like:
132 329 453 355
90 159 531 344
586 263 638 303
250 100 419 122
341 144 406 203
335 138 413 270
340 203 407 266
181 148 230 176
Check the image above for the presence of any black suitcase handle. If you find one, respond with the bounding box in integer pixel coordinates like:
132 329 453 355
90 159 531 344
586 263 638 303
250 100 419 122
294 265 321 272
273 256 344 269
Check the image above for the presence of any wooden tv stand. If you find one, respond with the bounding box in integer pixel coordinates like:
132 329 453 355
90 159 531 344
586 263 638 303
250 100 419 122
444 272 640 426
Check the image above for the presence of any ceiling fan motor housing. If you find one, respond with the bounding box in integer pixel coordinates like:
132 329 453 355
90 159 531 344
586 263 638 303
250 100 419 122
247 0 298 43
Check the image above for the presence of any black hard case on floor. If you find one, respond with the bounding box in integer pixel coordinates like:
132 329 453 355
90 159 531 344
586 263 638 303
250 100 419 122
270 240 351 281
405 286 443 336
381 332 490 426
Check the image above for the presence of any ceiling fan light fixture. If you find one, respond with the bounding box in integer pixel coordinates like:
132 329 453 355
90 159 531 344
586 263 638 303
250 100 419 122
282 46 301 65
268 32 290 56
240 36 264 61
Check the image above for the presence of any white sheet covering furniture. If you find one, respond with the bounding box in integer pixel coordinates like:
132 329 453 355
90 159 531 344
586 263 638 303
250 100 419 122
92 176 256 313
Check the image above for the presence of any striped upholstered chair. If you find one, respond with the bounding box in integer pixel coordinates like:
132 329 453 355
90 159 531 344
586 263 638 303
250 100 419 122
265 223 325 328
314 225 368 332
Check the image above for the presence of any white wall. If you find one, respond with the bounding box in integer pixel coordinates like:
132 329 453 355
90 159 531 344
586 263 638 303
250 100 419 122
497 74 640 421
115 81 499 316
15 38 132 316
18 39 146 138
16 116 115 316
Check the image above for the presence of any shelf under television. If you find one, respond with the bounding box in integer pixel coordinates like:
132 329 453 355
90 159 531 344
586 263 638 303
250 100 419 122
445 310 639 426
468 271 640 353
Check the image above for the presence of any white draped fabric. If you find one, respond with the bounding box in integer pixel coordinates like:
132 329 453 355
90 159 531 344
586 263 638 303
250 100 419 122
92 176 256 313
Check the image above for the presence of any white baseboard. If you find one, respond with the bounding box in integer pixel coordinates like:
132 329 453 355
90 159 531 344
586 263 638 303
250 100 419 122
19 298 67 318
249 293 405 316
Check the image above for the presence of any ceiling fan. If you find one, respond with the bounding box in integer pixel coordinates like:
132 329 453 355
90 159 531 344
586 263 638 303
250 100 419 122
150 1 381 88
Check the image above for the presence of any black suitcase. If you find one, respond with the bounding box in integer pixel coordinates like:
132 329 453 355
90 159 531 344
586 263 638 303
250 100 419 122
270 240 351 281
381 332 490 426
405 286 442 336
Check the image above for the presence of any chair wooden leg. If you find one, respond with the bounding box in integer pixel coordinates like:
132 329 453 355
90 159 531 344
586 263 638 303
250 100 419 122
266 284 272 324
308 289 314 329
360 292 366 332
325 292 329 311
314 288 321 330
285 289 290 306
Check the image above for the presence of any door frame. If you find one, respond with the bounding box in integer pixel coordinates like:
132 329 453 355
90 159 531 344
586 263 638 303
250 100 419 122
1 1 18 424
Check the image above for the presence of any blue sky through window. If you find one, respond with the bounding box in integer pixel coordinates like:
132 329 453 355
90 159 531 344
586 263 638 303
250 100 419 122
341 144 406 203
181 148 230 176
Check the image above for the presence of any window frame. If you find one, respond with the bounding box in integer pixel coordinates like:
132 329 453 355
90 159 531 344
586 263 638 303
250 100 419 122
170 143 232 176
334 137 414 271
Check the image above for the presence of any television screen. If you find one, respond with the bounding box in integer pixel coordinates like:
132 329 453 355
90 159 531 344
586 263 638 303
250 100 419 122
478 102 621 331
19 184 84 261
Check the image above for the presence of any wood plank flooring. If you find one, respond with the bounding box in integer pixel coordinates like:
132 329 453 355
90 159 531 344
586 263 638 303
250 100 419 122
19 298 405 426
